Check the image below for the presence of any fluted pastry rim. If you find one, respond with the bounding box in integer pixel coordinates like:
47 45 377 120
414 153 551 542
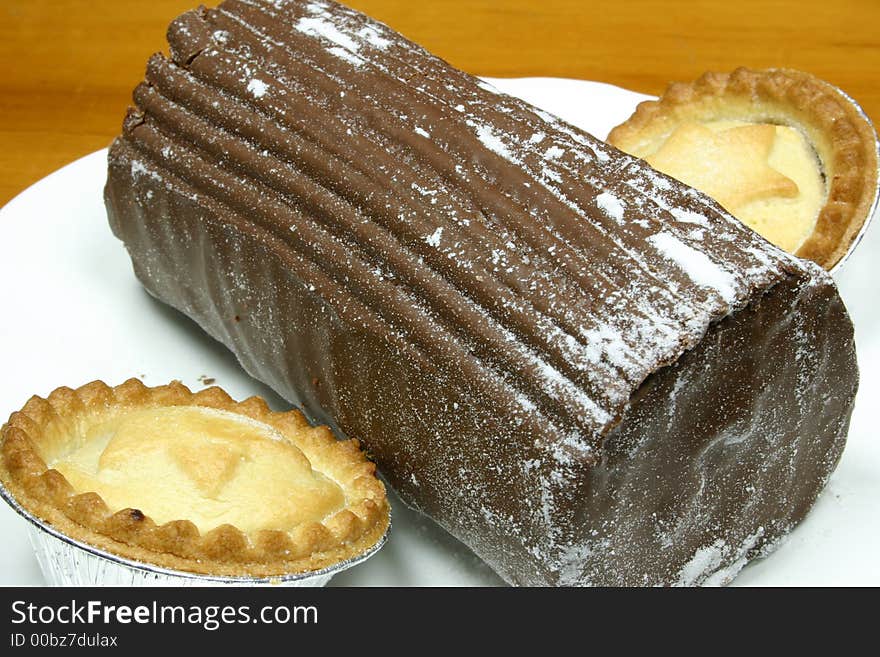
607 67 879 271
0 379 390 578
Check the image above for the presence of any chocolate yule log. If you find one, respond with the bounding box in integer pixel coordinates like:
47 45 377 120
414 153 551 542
104 0 858 585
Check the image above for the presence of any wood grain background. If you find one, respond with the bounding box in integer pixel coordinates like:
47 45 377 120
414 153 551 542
1 0 878 205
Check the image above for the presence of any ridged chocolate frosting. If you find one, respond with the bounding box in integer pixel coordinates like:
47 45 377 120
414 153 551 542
105 0 858 585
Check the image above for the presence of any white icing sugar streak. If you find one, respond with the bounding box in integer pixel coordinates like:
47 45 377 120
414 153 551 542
648 232 738 305
675 528 765 586
357 24 391 49
473 123 516 162
670 207 709 226
246 78 268 98
424 226 443 248
595 191 625 223
295 15 361 52
327 46 365 67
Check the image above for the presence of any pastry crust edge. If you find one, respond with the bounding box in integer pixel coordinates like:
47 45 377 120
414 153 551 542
0 379 390 578
607 67 879 270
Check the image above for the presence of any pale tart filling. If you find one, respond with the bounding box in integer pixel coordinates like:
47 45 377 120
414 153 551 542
638 120 826 253
50 406 345 534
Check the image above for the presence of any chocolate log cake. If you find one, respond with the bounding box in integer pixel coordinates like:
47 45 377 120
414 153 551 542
104 0 858 585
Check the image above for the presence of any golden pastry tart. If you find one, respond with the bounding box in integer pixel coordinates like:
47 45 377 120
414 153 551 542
0 379 389 578
608 67 879 270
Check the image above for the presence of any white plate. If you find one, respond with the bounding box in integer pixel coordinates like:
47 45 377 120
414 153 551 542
1 77 878 586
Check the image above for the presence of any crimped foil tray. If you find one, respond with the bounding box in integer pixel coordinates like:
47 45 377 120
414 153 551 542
0 480 388 587
830 87 880 274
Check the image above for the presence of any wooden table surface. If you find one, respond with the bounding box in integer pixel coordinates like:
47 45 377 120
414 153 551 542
1 0 878 206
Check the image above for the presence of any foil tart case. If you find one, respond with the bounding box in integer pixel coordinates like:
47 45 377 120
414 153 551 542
830 87 880 275
1 481 388 587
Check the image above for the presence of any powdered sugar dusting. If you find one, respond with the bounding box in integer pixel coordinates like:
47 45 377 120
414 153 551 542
473 123 516 162
544 145 564 159
295 15 361 52
676 529 765 586
424 226 443 248
357 24 391 49
670 208 709 226
326 46 364 67
648 232 738 305
596 191 625 223
246 78 269 98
